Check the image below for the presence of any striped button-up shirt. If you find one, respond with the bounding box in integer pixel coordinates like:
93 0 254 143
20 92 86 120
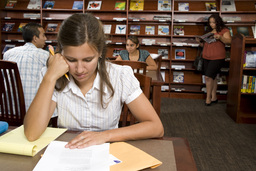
3 43 49 111
48 62 142 131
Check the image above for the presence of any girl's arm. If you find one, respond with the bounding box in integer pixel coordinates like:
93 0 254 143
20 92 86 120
65 93 164 149
146 55 158 70
214 30 232 45
24 53 69 141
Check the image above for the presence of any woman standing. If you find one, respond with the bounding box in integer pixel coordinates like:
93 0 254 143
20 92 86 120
197 14 232 106
116 36 158 70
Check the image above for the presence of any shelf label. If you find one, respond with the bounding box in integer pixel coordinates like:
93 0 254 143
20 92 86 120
145 43 152 46
227 21 234 23
178 20 186 22
160 44 167 46
115 42 122 45
174 89 182 92
45 41 52 43
45 18 52 20
4 17 11 19
159 20 166 22
18 40 24 42
5 40 11 42
30 18 37 20
133 19 140 21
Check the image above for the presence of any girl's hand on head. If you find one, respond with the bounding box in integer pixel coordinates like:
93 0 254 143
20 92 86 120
65 131 110 149
46 46 69 81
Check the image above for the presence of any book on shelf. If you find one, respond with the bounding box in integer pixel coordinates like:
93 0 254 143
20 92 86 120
244 51 256 68
228 27 233 37
173 26 184 36
178 2 189 11
142 39 156 45
46 23 58 32
115 25 126 34
130 25 140 35
2 22 15 32
72 1 83 9
145 26 155 35
158 49 168 59
197 32 216 44
221 0 236 12
87 1 102 10
217 75 227 85
130 0 144 11
158 0 171 11
112 48 124 57
115 1 126 10
43 1 55 9
27 0 41 9
205 2 217 11
158 25 169 35
252 24 256 38
103 24 112 34
175 49 185 60
17 23 27 32
241 75 256 93
2 44 15 54
5 0 17 8
237 27 249 37
173 72 184 83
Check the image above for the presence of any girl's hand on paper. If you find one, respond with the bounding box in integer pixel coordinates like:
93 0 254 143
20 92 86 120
47 45 69 81
65 131 109 149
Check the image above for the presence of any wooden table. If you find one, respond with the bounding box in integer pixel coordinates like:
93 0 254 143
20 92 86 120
146 70 164 116
0 129 197 171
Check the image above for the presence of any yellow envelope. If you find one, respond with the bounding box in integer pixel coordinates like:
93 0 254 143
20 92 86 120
110 142 162 171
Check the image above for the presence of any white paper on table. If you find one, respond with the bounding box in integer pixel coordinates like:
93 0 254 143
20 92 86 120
33 141 110 171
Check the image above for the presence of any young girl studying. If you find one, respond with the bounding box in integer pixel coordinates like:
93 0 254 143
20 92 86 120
24 13 164 149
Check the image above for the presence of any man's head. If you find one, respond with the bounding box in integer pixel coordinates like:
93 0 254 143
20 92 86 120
22 23 47 48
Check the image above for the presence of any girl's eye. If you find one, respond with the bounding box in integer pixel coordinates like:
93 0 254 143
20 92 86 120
83 59 93 62
66 58 76 62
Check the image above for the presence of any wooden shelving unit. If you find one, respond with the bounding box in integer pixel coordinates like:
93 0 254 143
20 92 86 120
1 0 256 99
227 34 256 123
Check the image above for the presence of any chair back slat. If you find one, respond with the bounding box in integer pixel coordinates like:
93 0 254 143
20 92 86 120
0 60 26 126
119 73 152 127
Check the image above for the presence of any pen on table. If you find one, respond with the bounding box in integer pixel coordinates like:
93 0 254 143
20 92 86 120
48 46 70 81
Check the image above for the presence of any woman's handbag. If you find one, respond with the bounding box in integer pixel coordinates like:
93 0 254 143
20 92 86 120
193 46 203 72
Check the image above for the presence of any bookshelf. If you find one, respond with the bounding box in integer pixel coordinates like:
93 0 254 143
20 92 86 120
227 34 256 123
1 0 256 99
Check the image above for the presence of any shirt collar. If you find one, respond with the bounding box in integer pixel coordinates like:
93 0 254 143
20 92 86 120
62 71 108 94
25 42 37 48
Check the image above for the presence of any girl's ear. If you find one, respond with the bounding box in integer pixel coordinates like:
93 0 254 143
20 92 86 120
136 44 139 49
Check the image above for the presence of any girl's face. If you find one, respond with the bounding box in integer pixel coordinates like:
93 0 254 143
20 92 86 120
126 39 139 54
209 18 216 30
62 43 100 87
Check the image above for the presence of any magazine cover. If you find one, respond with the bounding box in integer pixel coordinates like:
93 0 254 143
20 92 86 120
2 23 15 32
5 0 17 8
130 0 144 11
72 1 83 9
115 25 126 34
87 1 102 10
173 26 184 35
158 25 169 35
221 0 236 11
158 0 171 11
158 49 168 59
173 72 184 83
175 49 186 59
142 39 156 45
145 26 155 35
46 23 58 32
103 24 112 34
27 0 41 9
2 44 15 54
130 25 140 34
17 23 27 32
205 2 217 11
43 1 55 9
115 1 126 10
178 2 189 11
237 27 249 36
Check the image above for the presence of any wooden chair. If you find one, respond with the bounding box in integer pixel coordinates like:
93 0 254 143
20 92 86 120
150 53 162 72
0 60 26 126
110 60 147 75
119 73 152 127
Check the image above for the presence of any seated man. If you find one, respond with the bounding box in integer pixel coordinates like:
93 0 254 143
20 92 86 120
3 23 49 111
